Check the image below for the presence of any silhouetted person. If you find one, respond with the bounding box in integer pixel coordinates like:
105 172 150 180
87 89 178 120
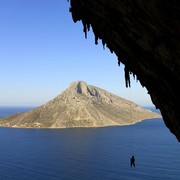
130 155 135 167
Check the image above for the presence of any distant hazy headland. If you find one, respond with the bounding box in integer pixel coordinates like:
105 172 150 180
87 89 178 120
0 81 161 128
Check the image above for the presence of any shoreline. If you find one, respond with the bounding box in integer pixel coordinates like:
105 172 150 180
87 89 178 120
0 118 163 130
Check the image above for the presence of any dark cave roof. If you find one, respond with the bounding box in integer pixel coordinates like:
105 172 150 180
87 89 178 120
69 0 180 141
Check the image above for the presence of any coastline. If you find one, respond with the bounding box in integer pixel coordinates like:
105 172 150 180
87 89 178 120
0 117 163 130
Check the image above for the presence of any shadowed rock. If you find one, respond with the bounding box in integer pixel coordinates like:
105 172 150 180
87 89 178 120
68 0 180 141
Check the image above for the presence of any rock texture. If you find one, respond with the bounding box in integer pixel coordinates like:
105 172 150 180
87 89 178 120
68 0 180 141
0 81 160 128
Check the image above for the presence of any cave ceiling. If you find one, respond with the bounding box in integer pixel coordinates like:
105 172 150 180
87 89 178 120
68 0 180 141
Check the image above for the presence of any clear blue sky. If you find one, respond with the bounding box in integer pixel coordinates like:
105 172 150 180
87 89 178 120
0 0 154 107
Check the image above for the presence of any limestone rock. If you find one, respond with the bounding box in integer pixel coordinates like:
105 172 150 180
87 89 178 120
0 81 161 128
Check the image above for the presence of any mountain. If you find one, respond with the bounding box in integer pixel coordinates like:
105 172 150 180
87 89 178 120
0 81 161 128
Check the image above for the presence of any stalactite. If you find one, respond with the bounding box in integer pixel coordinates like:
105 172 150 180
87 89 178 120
82 20 88 39
95 35 98 45
118 58 121 66
124 66 131 88
109 47 113 53
87 23 90 31
81 20 90 39
102 40 106 50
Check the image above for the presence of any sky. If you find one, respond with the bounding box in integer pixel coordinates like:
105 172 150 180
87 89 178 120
0 0 154 107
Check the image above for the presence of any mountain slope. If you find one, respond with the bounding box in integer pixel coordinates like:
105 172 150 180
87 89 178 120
0 81 161 128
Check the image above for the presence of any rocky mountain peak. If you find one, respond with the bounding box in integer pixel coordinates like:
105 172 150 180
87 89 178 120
75 81 89 94
69 81 100 98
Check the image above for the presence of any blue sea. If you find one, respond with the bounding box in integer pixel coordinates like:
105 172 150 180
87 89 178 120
0 106 180 180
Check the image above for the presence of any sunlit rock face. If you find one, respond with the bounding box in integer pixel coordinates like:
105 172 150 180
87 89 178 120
0 81 160 128
69 0 180 141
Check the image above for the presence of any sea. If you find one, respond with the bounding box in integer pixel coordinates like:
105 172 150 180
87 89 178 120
0 106 180 180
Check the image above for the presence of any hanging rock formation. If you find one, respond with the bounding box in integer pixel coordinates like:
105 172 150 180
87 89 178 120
0 81 160 128
68 0 180 141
